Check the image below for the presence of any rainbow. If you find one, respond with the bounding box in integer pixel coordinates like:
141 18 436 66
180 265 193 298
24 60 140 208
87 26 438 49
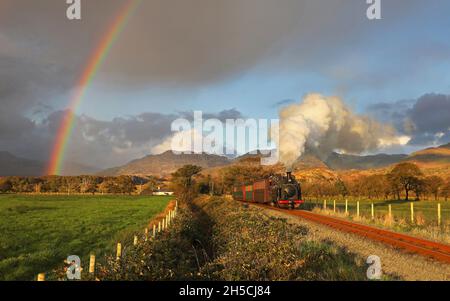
46 0 142 175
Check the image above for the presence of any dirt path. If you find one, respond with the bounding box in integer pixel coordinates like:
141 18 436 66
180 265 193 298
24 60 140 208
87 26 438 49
254 205 450 281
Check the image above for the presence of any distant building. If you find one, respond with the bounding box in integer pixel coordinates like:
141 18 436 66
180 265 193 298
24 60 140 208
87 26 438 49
153 186 174 196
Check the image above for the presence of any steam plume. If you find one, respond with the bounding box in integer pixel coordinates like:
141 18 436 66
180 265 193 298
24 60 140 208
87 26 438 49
278 93 410 168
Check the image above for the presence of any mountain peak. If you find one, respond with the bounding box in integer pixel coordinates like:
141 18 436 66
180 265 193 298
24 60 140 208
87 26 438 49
99 151 231 176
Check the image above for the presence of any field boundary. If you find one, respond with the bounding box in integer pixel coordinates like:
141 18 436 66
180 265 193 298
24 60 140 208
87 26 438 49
36 200 179 281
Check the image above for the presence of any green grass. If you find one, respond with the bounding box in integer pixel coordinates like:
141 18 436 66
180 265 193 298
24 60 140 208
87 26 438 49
305 197 450 223
0 194 171 281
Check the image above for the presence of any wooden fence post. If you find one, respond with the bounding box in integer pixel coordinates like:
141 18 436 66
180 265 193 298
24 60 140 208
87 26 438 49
89 255 96 274
153 224 156 238
116 243 122 260
356 201 360 217
388 204 392 221
371 203 374 220
162 218 165 231
345 199 348 215
133 235 138 246
145 228 149 241
438 203 441 226
158 221 161 233
410 202 414 223
37 273 45 281
323 199 327 210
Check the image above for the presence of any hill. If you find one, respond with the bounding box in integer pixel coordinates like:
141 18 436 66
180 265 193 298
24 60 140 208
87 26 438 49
326 152 408 170
322 143 450 171
0 151 99 176
406 143 450 164
0 151 45 176
99 151 231 176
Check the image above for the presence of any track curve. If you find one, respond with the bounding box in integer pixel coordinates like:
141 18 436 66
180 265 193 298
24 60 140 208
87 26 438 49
252 203 450 264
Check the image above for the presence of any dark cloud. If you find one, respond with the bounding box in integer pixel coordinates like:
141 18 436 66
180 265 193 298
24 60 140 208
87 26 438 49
367 94 450 146
0 0 443 169
406 94 450 145
273 99 296 108
0 0 369 162
0 0 421 87
178 108 244 122
409 94 450 133
0 31 76 142
367 99 415 133
0 109 244 169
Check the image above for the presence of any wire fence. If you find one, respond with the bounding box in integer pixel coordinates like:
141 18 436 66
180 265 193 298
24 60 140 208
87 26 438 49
304 198 448 227
36 201 179 281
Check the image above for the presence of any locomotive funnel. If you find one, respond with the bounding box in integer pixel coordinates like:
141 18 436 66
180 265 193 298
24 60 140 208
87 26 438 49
286 170 293 182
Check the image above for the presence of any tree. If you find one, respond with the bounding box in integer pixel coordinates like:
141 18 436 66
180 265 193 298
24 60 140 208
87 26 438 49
196 174 212 195
388 163 423 201
424 176 444 201
80 176 98 194
222 165 273 193
98 178 115 194
171 165 202 203
64 177 81 195
0 178 12 193
140 176 159 195
411 177 426 201
116 176 135 194
441 179 450 202
334 179 348 198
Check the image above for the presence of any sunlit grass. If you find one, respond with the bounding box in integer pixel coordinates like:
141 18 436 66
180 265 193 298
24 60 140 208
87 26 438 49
305 197 450 223
0 194 171 280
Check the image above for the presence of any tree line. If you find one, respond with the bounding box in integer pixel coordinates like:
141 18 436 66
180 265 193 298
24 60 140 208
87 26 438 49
2 162 449 201
177 162 450 202
302 163 450 201
0 175 163 195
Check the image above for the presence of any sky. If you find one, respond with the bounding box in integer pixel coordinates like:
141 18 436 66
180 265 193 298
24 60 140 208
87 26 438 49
1 0 450 170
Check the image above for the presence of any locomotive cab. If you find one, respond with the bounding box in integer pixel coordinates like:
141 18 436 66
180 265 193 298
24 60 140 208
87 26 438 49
271 171 303 209
279 171 303 209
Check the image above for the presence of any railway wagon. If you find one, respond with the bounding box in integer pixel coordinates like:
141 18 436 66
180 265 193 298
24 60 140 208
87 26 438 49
233 172 304 209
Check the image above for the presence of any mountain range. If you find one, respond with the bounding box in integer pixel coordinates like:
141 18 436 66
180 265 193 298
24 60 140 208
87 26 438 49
98 151 230 176
1 143 449 177
98 143 450 176
0 152 98 176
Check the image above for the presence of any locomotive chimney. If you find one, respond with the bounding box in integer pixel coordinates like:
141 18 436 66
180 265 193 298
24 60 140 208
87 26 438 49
286 168 293 182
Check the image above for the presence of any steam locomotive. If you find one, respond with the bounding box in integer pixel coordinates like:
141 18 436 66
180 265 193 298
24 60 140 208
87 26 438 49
232 171 304 209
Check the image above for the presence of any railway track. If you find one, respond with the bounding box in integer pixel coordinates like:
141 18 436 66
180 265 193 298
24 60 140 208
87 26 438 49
252 203 450 264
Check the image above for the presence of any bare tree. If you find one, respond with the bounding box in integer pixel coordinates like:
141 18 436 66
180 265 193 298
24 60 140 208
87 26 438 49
424 176 444 201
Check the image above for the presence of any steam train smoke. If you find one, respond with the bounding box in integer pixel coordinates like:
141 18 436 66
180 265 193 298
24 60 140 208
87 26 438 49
278 93 410 168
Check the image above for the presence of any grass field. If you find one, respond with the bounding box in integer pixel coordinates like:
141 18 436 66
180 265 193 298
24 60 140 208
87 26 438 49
305 197 450 224
0 194 171 281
